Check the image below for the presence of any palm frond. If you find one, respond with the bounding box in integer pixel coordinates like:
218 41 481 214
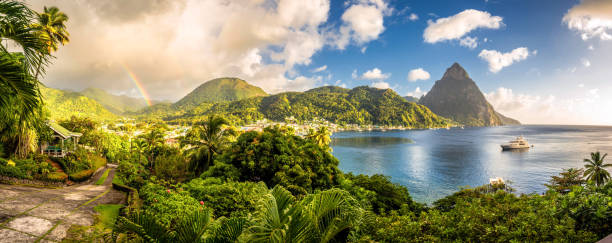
206 217 248 243
175 209 213 243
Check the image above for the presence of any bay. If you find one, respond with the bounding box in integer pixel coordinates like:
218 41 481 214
331 125 612 204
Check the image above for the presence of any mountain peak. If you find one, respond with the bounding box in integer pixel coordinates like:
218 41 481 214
442 62 469 80
174 77 267 107
420 63 520 126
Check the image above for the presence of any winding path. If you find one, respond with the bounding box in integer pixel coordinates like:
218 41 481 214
0 166 126 242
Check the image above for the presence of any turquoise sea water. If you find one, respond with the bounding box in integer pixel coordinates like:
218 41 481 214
331 125 612 204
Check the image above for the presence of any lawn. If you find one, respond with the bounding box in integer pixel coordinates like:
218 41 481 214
93 204 123 229
95 168 110 185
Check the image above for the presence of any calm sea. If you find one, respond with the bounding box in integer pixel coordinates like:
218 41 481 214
331 125 612 204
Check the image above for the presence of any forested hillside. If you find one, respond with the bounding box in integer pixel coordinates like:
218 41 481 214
40 86 118 121
138 85 449 128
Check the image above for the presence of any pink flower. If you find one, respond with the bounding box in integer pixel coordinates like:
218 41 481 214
200 201 204 205
166 189 171 193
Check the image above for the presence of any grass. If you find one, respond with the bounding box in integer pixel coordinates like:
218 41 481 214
93 204 123 229
95 169 110 185
112 174 124 186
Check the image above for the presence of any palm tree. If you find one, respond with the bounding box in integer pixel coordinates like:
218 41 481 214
0 1 56 158
247 185 363 243
131 138 148 165
183 115 234 173
583 151 612 186
306 126 332 148
32 6 69 79
141 129 165 170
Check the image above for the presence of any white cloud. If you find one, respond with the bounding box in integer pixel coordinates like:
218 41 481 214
334 79 347 88
333 0 391 49
407 68 430 82
588 45 595 50
312 65 327 73
406 86 426 97
486 87 611 125
361 68 390 80
361 46 367 53
459 36 478 49
26 0 380 100
563 0 612 41
409 13 419 21
423 9 503 44
351 69 358 79
582 58 591 67
478 47 530 73
578 83 585 88
371 81 390 89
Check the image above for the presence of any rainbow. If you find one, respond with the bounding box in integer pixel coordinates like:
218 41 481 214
121 63 152 106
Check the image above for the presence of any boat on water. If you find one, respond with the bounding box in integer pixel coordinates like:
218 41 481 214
501 136 531 150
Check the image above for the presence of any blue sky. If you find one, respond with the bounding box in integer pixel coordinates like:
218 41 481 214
32 0 612 124
305 0 590 96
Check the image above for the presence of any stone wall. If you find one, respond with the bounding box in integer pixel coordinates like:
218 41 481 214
0 175 64 187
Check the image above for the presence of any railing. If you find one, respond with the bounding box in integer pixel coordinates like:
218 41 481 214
43 149 66 158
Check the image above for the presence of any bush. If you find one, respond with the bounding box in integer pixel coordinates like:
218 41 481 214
0 163 31 179
44 172 68 182
116 160 148 189
343 173 424 214
207 126 342 195
69 169 94 182
154 152 189 181
139 182 201 227
183 177 268 217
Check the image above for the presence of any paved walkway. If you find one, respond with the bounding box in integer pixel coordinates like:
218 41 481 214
0 166 126 242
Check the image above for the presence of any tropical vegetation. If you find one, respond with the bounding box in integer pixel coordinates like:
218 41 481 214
136 84 450 128
0 1 610 242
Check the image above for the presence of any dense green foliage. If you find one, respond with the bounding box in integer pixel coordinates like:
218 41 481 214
0 157 65 181
343 173 424 214
139 182 202 226
138 85 449 128
107 121 612 243
41 86 119 122
205 126 342 195
183 177 268 218
174 77 267 108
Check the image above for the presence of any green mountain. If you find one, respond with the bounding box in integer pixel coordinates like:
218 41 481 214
153 85 449 128
40 86 118 121
419 63 520 126
80 87 148 114
174 77 267 108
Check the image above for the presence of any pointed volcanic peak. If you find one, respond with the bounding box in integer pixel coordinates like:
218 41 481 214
174 77 268 107
419 63 520 126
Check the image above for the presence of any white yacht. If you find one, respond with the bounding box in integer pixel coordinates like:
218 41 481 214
501 136 530 150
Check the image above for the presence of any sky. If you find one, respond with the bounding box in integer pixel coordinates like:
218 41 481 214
26 0 612 125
